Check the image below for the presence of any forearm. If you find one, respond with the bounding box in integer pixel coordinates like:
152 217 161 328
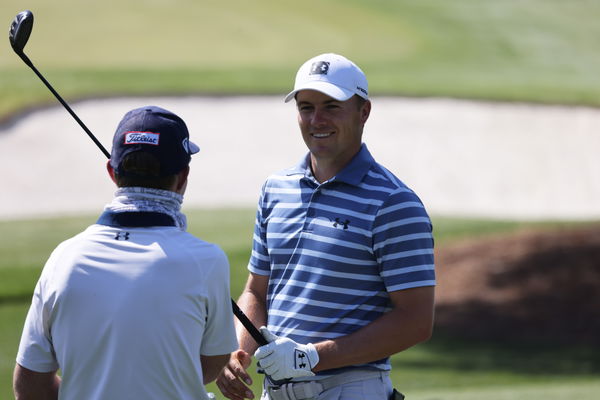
214 274 268 398
201 354 231 384
13 364 60 400
313 311 430 371
235 281 268 354
313 287 435 372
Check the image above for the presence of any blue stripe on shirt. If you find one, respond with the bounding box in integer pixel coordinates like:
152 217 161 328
248 145 435 372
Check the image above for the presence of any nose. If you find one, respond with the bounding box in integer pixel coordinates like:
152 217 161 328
310 108 327 127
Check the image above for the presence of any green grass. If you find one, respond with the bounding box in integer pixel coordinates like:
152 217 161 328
406 381 600 400
431 217 595 247
1 211 598 399
3 0 600 120
0 303 29 398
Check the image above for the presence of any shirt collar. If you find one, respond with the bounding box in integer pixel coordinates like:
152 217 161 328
287 143 375 186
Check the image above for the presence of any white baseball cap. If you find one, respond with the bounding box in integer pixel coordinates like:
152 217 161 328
284 53 369 103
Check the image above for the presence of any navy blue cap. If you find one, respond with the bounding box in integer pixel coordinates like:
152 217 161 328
110 106 199 176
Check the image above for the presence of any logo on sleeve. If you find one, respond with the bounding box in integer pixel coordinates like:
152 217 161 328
124 131 160 146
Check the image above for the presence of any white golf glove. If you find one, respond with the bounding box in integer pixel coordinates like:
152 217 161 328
254 326 319 381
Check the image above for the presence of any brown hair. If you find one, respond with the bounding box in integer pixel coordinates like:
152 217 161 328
114 152 178 190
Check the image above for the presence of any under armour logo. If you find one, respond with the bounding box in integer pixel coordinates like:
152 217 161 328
333 218 350 230
295 349 309 369
310 61 330 75
115 232 130 241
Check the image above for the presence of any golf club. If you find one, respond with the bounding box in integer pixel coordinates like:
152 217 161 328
9 10 110 159
9 10 267 347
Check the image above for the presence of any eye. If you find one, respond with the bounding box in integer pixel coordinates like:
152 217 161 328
298 104 314 112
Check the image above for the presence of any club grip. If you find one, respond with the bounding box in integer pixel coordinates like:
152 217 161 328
231 299 269 346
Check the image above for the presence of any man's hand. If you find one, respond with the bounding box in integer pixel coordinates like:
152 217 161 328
253 327 319 381
216 350 255 400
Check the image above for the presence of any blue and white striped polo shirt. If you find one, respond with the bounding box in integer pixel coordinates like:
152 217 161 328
248 144 435 372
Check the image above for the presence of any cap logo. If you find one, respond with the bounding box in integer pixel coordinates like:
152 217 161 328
124 131 160 146
310 61 330 75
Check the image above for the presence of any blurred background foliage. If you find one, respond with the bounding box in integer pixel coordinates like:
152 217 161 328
2 0 600 121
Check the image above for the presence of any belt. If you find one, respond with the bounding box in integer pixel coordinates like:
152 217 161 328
266 370 388 400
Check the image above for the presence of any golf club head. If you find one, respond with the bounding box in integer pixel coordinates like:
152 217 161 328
9 10 34 55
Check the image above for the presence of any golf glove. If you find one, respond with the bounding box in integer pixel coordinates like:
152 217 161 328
254 326 319 381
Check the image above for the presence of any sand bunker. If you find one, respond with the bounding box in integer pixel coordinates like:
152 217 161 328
1 96 599 221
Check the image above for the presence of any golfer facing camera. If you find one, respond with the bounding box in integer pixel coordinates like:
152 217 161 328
14 106 238 400
216 54 436 400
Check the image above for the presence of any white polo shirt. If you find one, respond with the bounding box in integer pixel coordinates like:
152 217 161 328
17 223 238 400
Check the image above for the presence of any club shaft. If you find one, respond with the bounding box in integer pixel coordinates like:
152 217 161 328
26 59 111 159
231 299 269 346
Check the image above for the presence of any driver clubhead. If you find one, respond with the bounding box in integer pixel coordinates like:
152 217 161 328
9 10 34 55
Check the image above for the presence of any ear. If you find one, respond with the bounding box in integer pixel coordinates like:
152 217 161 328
175 166 190 193
360 100 371 125
106 161 118 184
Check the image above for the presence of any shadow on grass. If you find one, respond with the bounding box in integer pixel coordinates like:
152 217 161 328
431 223 600 377
404 331 600 376
393 223 600 383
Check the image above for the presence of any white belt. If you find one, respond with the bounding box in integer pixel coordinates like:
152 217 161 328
265 370 388 400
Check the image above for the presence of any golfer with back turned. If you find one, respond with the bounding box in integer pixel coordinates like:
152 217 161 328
13 106 238 400
216 53 436 400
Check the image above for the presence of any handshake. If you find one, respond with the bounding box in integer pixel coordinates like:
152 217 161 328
254 327 320 381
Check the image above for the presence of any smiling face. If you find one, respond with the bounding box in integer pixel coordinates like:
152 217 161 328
296 90 371 182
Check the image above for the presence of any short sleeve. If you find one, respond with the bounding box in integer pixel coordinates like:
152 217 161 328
16 277 59 372
248 184 271 276
200 249 239 356
373 188 436 292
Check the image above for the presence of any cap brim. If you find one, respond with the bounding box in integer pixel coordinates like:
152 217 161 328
284 81 355 103
189 141 200 155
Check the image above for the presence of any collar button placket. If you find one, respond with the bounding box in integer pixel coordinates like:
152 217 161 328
303 187 321 232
